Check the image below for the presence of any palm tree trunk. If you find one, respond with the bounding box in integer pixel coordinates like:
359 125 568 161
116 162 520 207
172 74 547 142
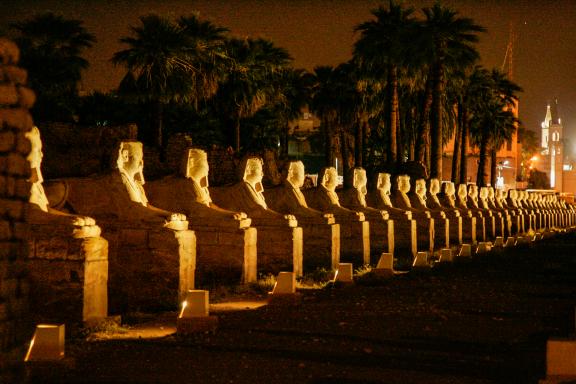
153 100 163 149
388 64 398 165
490 147 497 187
234 117 241 152
430 60 445 180
415 78 432 165
340 128 351 189
281 123 289 159
396 106 402 164
476 129 489 187
355 121 363 167
459 107 469 185
451 101 463 182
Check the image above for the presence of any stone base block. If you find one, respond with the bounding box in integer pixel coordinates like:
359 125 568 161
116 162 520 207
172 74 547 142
458 244 472 258
257 226 303 277
412 252 429 268
194 227 257 285
339 221 370 266
302 223 340 271
177 315 218 335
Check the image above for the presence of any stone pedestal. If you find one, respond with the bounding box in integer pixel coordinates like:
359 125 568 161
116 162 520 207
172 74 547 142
339 220 370 266
298 220 340 271
98 223 196 312
192 225 257 285
27 223 108 324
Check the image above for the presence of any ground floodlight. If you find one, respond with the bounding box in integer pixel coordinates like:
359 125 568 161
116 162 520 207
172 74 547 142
24 324 65 362
335 263 353 282
179 290 209 319
272 272 296 294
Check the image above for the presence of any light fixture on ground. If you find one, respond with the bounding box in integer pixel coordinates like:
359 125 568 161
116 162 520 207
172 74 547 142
177 290 218 335
412 252 429 268
458 244 472 258
268 272 301 304
439 248 453 263
334 263 353 283
24 324 65 362
504 237 516 247
373 253 394 277
493 237 504 247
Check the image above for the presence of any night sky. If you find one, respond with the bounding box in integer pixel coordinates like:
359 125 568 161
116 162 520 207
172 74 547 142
2 0 575 147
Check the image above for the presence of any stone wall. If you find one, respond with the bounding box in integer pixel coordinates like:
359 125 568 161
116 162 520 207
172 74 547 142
0 39 32 365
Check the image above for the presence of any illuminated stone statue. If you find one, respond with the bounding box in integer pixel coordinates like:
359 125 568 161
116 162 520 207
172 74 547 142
64 140 196 312
146 148 257 283
407 178 450 248
210 156 303 276
26 126 108 323
437 181 476 244
365 172 417 258
265 161 340 270
339 167 395 258
479 186 505 237
26 127 101 238
455 184 486 242
304 167 370 265
425 178 463 245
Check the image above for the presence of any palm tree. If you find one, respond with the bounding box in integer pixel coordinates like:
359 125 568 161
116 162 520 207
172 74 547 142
113 14 228 149
469 68 521 187
354 1 417 166
11 12 95 122
421 3 485 180
216 37 291 152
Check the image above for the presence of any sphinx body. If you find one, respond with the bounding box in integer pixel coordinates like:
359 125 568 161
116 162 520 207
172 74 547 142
455 184 487 242
478 187 506 238
505 189 528 234
146 148 257 284
466 185 499 240
485 187 513 237
26 127 108 324
63 141 196 312
389 175 435 253
265 161 340 270
304 167 370 265
338 167 394 262
365 172 418 258
437 182 477 244
424 178 463 245
407 178 450 249
210 157 303 276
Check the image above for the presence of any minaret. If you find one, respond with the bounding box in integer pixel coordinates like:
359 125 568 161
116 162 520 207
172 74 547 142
541 98 563 190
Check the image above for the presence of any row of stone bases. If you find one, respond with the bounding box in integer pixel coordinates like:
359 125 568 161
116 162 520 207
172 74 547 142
24 127 576 379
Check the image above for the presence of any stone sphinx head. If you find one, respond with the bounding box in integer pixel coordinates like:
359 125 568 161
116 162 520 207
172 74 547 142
184 148 209 187
376 173 392 195
286 161 305 189
319 167 338 192
428 178 440 196
479 187 488 200
457 184 468 201
352 167 368 196
25 126 47 210
487 187 495 200
117 141 145 183
415 179 427 200
397 175 411 194
508 189 518 201
243 157 264 192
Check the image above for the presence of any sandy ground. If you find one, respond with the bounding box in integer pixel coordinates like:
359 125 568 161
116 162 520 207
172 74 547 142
16 231 576 383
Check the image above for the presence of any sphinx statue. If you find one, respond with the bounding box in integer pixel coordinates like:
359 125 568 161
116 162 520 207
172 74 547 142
516 190 536 232
146 148 257 284
365 172 418 258
265 161 340 270
425 178 463 245
406 178 450 249
210 157 303 276
389 174 435 253
478 187 505 238
455 184 486 242
437 181 477 244
485 187 513 237
63 141 196 312
505 189 528 233
25 126 108 324
338 167 395 260
304 167 370 265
